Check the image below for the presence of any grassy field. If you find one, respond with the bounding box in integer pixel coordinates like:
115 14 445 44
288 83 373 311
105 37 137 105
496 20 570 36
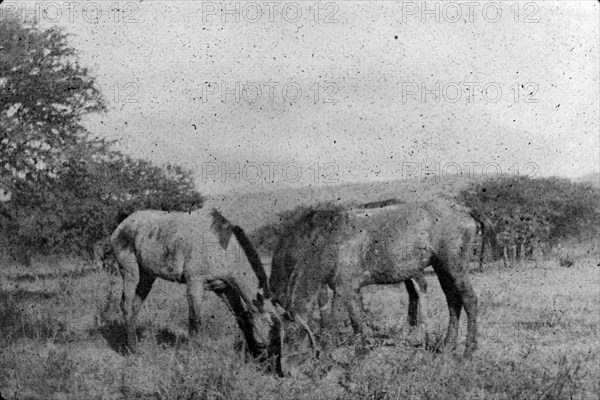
1 252 598 399
1 175 598 399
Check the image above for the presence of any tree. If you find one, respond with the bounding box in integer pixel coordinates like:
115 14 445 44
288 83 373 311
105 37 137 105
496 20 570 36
1 18 106 193
1 18 203 262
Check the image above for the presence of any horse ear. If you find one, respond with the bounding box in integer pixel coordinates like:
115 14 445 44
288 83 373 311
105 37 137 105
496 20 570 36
210 208 233 249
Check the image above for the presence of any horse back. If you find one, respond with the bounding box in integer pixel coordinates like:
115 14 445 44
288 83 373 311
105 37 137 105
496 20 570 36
112 209 260 286
343 205 432 283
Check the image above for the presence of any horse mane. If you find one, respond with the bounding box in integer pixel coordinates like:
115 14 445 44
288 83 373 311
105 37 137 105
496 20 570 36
270 204 345 303
277 199 409 241
207 277 264 357
211 275 283 373
275 199 410 261
209 208 270 297
231 224 271 298
277 203 346 240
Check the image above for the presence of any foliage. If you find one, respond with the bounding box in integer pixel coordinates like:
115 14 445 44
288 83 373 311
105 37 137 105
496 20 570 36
1 18 202 261
461 175 600 261
1 18 104 185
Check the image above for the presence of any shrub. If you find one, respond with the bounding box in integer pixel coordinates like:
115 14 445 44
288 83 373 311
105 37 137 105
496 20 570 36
461 176 600 264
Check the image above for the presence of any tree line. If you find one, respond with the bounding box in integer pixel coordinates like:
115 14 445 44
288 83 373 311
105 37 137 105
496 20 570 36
1 18 202 264
460 175 599 265
250 177 600 266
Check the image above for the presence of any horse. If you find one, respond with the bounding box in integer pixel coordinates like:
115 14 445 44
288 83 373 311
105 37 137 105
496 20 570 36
110 208 285 374
271 202 429 336
271 197 486 357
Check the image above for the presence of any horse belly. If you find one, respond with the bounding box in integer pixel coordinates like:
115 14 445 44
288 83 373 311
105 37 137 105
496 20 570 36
366 241 424 285
138 242 186 283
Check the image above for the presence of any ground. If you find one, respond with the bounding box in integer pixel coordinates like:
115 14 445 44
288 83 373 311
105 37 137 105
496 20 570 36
1 253 598 399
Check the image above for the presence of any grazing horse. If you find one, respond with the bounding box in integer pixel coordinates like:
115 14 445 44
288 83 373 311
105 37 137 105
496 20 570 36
271 198 483 357
271 202 429 335
111 208 284 374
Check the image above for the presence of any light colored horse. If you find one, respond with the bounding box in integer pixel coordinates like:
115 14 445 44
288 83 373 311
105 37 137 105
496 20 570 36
111 208 284 374
271 198 483 357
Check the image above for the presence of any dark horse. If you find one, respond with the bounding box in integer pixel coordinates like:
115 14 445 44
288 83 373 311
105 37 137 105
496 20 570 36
111 208 284 374
271 198 489 357
271 200 429 336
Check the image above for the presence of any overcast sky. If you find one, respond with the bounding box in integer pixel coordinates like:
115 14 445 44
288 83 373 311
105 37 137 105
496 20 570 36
13 0 599 194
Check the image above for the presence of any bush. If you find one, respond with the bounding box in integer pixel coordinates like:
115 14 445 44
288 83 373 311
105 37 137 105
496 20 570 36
461 176 600 264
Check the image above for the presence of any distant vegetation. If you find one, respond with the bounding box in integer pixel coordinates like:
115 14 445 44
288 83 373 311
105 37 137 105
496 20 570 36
0 18 202 264
461 176 600 265
250 176 600 266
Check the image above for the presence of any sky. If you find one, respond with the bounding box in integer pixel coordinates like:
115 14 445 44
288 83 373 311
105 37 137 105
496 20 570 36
4 0 599 194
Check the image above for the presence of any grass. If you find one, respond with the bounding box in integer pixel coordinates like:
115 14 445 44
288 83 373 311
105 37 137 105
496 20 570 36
0 254 598 399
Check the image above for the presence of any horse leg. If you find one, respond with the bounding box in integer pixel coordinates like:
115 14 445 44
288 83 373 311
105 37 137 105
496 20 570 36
432 261 462 352
412 277 431 345
346 284 371 336
405 276 430 331
329 280 365 335
130 271 156 329
453 274 478 357
405 279 420 327
186 277 204 336
116 250 140 353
